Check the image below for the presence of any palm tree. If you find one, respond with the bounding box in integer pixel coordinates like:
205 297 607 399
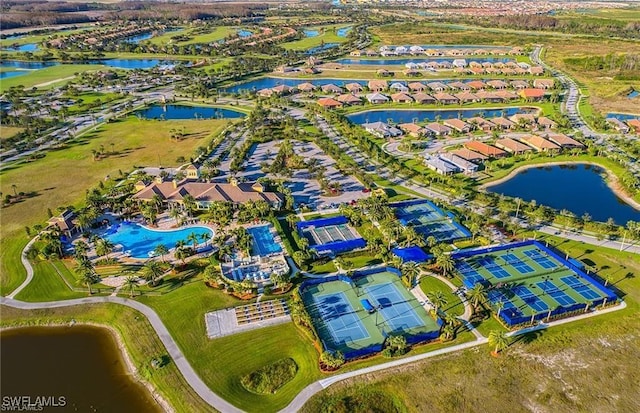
123 275 138 298
401 262 421 288
467 284 487 312
95 238 114 259
488 330 509 356
426 290 448 314
154 245 169 262
141 260 164 286
77 267 96 295
436 254 455 277
187 232 200 250
174 247 189 266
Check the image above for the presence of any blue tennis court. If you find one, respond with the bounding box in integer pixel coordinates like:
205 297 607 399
561 276 602 300
523 249 557 269
503 253 535 274
487 290 523 318
536 280 576 306
457 261 485 286
477 256 511 278
365 283 425 331
311 291 369 344
513 285 549 312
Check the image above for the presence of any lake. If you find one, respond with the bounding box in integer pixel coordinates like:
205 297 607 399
337 26 352 37
306 43 339 54
2 43 39 52
304 29 319 37
0 70 28 79
347 107 535 124
124 32 154 43
0 59 177 70
0 60 58 69
487 163 640 225
1 326 162 413
136 104 246 120
335 57 514 66
237 29 253 38
606 112 640 121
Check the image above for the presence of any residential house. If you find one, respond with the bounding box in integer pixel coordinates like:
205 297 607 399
366 92 390 104
491 117 516 130
408 82 427 92
444 118 472 133
452 58 467 68
510 80 530 89
427 81 448 92
627 119 640 133
413 92 436 104
350 50 363 57
395 46 408 55
518 135 561 152
537 116 557 129
451 148 488 163
425 156 460 175
487 80 508 89
257 88 274 97
495 137 534 154
433 92 459 105
398 123 425 137
368 80 388 92
403 69 421 77
321 83 343 94
424 122 452 136
495 90 519 101
391 92 414 103
475 90 504 103
439 153 479 174
510 113 537 125
133 179 284 210
448 81 470 91
466 80 487 90
317 97 343 109
464 141 507 158
606 118 630 133
297 82 316 93
520 88 546 102
455 92 480 103
529 66 545 75
376 69 392 77
545 133 585 149
467 117 496 132
389 82 409 93
533 79 554 89
336 94 362 105
345 82 364 93
362 121 403 138
410 45 425 54
271 85 293 95
47 209 77 236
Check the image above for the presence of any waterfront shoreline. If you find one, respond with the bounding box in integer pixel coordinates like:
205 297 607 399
480 160 640 212
0 323 173 413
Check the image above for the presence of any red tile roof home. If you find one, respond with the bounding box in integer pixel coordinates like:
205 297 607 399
533 79 554 89
451 148 488 162
391 92 414 103
412 92 436 104
466 80 486 90
491 117 516 129
134 180 284 208
495 90 519 100
297 82 316 92
424 122 452 136
448 81 469 91
529 66 545 75
368 79 388 91
519 88 546 101
519 135 561 152
495 137 533 154
321 83 343 94
455 92 479 103
345 82 364 93
627 119 640 133
336 94 362 105
537 116 557 129
500 68 517 75
398 123 424 136
467 117 496 131
487 80 508 89
470 67 485 75
444 118 472 132
317 97 343 108
475 90 504 103
464 141 507 158
408 82 427 92
271 84 293 94
545 133 585 148
433 92 459 104
510 80 530 89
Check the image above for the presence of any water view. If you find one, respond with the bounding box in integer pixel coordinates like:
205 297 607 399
337 26 352 37
0 70 28 79
606 112 640 121
1 326 162 413
487 163 640 224
2 43 39 52
0 60 58 69
125 32 155 43
237 29 253 38
336 57 515 66
304 29 319 37
136 104 246 120
347 107 535 124
306 43 339 54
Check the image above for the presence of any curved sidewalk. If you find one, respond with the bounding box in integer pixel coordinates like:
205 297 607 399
0 295 244 413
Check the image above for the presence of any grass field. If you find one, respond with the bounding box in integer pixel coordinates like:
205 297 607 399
0 126 24 141
282 24 351 51
137 281 322 412
419 275 464 317
302 235 640 412
0 64 106 92
0 117 229 295
150 26 235 46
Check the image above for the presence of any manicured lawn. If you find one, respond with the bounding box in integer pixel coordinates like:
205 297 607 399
14 260 90 302
150 26 235 46
0 126 24 140
419 275 464 317
282 24 351 51
308 260 338 274
0 303 216 412
138 281 322 412
0 116 229 295
0 64 107 92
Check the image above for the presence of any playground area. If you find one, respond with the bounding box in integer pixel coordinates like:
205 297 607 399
452 240 618 327
297 216 367 255
300 269 440 359
392 199 470 243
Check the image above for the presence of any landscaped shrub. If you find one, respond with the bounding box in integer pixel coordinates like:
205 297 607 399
240 358 298 394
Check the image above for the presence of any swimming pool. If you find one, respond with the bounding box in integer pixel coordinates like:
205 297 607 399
103 222 213 259
247 225 282 256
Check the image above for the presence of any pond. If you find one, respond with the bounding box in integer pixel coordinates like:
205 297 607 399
486 163 640 225
1 326 162 413
93 59 178 69
237 29 253 38
304 29 319 37
0 60 58 69
337 26 352 37
124 32 154 43
347 107 536 124
102 221 214 258
136 104 246 120
0 70 28 79
335 57 515 66
606 112 640 121
306 43 339 54
2 43 39 52
626 90 639 99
